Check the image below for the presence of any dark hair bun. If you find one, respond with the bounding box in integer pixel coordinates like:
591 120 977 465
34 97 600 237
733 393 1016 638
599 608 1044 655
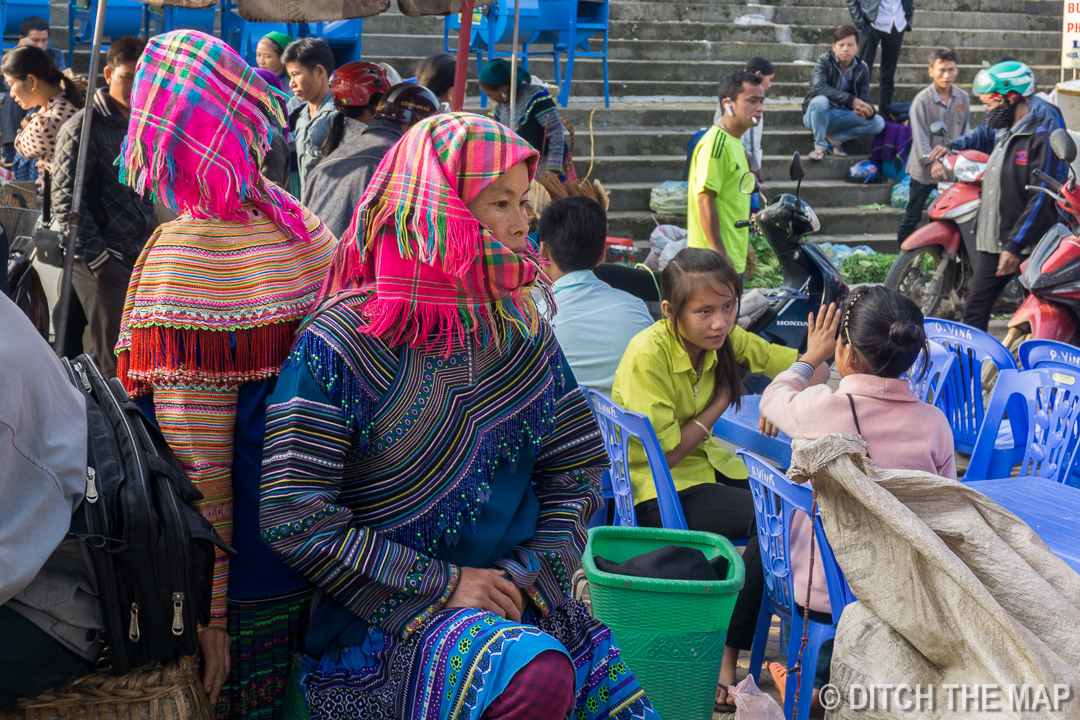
888 320 924 348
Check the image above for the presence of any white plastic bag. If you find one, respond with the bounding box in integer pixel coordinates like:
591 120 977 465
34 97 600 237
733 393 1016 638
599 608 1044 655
729 674 784 720
645 224 688 271
649 181 688 215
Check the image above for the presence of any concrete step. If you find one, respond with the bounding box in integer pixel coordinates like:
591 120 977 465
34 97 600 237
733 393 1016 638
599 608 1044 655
557 104 985 129
604 20 1061 49
603 179 894 212
584 153 868 183
579 125 878 158
364 33 1064 69
609 2 1059 29
488 77 978 104
753 0 1058 13
608 204 905 241
443 56 1064 87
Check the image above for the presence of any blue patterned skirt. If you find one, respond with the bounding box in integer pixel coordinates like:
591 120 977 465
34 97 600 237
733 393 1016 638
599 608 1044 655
303 599 657 720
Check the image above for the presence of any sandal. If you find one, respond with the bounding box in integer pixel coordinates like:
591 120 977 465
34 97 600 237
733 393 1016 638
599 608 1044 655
714 684 737 711
825 133 847 157
808 148 827 161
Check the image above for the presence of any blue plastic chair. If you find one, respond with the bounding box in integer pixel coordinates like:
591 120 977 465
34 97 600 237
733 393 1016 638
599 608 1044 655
68 0 146 60
963 368 1080 571
906 339 959 410
583 389 688 530
740 450 855 720
3 0 51 48
1018 338 1080 374
923 318 1018 455
308 20 364 65
966 367 1080 484
234 20 299 65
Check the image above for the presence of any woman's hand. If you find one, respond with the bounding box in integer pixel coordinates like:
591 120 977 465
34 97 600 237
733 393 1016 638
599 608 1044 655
445 567 527 622
197 626 231 705
758 415 780 438
801 303 840 368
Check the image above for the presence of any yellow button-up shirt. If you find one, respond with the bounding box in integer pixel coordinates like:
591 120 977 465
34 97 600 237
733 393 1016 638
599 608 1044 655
611 320 798 504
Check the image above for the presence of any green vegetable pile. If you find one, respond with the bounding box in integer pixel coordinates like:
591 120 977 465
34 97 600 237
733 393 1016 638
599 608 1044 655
745 233 897 289
840 253 897 285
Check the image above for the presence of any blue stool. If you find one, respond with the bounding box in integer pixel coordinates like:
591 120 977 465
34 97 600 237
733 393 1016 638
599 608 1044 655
3 0 52 49
68 0 146 60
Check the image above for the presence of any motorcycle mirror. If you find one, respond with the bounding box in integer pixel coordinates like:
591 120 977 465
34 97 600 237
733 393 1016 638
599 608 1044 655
739 172 758 195
929 121 948 137
1051 129 1077 164
789 153 805 181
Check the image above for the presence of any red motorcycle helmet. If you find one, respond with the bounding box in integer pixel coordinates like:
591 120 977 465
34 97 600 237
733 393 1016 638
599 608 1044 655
330 62 389 109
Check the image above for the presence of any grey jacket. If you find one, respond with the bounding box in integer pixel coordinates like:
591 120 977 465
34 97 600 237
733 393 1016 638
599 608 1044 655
0 294 104 662
906 84 970 185
846 0 914 31
304 119 404 239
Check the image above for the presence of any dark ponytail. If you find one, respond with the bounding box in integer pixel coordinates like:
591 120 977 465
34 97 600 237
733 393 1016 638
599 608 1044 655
0 46 84 109
661 247 744 411
841 286 929 379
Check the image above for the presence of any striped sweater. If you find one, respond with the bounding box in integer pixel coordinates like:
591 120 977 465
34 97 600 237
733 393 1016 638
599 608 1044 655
116 205 335 626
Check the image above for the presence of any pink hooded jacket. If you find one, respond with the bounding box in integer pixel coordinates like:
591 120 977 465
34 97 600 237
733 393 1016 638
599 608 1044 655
760 370 956 612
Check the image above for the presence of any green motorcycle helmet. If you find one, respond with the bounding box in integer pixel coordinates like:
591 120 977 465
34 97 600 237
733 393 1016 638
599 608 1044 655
972 61 1036 100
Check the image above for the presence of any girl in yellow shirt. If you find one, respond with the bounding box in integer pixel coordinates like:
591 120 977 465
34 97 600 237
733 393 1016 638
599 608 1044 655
611 247 805 704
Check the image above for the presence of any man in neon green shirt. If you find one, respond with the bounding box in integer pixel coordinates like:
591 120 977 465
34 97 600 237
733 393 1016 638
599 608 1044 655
687 71 765 275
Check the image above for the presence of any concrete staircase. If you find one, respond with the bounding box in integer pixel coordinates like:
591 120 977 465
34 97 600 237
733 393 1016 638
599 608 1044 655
358 0 1061 250
51 0 1062 249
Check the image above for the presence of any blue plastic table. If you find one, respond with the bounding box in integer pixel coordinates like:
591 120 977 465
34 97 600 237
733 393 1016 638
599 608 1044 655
713 394 792 468
965 478 1080 574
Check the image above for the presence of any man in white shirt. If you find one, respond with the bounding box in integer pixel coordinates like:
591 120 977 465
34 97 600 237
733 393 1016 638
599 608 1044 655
535 196 655 397
846 0 913 118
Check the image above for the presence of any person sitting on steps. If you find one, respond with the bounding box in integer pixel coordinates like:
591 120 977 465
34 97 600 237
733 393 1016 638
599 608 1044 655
802 25 885 161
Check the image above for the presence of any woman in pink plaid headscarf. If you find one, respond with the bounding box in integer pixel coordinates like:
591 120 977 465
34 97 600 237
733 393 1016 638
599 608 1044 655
115 30 336 718
259 113 661 719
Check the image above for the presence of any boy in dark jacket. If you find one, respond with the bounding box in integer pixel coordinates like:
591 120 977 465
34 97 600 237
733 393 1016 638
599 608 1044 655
960 61 1066 331
51 37 158 378
802 26 885 160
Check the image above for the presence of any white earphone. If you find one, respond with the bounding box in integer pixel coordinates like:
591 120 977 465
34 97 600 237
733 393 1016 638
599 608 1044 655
725 102 734 116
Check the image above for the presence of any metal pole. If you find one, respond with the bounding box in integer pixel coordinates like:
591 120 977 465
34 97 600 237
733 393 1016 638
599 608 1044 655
509 0 521 120
451 0 476 112
52 0 108 356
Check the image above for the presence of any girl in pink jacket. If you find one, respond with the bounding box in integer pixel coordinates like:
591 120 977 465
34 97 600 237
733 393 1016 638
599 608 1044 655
756 285 955 706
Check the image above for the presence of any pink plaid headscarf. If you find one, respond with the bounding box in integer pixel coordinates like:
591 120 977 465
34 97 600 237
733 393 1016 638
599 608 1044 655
320 113 546 354
118 30 309 242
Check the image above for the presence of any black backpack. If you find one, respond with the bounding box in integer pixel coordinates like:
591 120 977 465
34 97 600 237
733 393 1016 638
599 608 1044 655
61 354 232 674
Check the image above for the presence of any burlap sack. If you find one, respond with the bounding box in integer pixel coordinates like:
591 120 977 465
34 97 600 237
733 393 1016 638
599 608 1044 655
787 435 1080 720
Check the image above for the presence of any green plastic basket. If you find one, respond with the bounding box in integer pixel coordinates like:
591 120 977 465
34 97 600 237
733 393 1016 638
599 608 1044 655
583 526 745 720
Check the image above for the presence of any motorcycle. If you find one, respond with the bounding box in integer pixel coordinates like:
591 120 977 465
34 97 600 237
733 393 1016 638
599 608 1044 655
739 152 849 351
2 188 50 339
1002 128 1080 350
885 121 988 317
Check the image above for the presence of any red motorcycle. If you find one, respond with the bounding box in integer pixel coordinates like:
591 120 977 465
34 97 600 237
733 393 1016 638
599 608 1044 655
1003 129 1080 350
885 122 988 317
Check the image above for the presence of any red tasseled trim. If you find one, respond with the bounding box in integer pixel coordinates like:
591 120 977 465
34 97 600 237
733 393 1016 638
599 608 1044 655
117 320 300 396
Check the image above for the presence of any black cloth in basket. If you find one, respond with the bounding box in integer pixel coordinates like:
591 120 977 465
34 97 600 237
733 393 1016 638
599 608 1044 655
594 545 729 582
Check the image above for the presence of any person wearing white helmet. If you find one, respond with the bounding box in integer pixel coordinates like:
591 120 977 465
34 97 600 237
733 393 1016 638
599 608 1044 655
955 61 1067 330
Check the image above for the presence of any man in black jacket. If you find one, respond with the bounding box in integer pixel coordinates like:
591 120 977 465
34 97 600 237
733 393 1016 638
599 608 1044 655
304 82 439 238
52 37 157 378
801 26 885 160
961 61 1064 331
847 0 913 117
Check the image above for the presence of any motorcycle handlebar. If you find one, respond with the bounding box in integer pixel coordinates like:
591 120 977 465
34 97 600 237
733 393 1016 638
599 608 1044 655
734 219 754 228
1033 168 1063 194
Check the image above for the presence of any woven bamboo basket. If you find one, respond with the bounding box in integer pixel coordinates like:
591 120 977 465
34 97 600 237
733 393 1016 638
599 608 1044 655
0 656 212 720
